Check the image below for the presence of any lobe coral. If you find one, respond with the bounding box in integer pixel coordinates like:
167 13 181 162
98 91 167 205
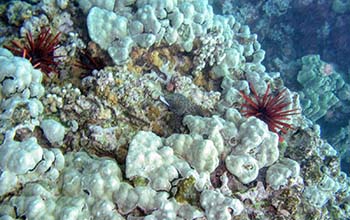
240 83 299 137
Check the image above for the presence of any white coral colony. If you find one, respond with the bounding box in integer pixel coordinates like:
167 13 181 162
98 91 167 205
0 0 349 219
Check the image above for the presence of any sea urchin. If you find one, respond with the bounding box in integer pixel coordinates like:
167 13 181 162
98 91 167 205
240 83 299 136
4 27 61 75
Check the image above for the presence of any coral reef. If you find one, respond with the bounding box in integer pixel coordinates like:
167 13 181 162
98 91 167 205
0 0 349 220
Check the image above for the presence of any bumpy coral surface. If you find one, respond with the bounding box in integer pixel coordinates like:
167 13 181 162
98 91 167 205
0 0 349 220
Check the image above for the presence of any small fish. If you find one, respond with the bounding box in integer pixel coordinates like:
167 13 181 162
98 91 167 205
160 93 205 116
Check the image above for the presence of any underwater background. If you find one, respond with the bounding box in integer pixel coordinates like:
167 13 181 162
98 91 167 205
0 0 350 219
210 0 350 177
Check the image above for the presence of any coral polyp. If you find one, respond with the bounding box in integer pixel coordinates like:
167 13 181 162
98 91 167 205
240 84 299 135
4 27 61 75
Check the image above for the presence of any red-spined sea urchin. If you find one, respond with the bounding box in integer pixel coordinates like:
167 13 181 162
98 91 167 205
240 83 299 136
4 27 61 75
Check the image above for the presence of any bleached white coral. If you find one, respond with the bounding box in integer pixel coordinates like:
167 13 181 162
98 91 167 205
0 49 45 131
126 131 200 191
87 7 129 50
40 119 66 146
113 183 169 214
5 183 56 220
180 112 279 184
85 0 216 64
200 189 244 220
0 48 44 99
58 151 124 219
0 127 64 197
165 134 219 174
78 0 115 14
0 151 125 220
225 154 259 184
234 117 279 168
266 158 300 190
182 115 228 154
